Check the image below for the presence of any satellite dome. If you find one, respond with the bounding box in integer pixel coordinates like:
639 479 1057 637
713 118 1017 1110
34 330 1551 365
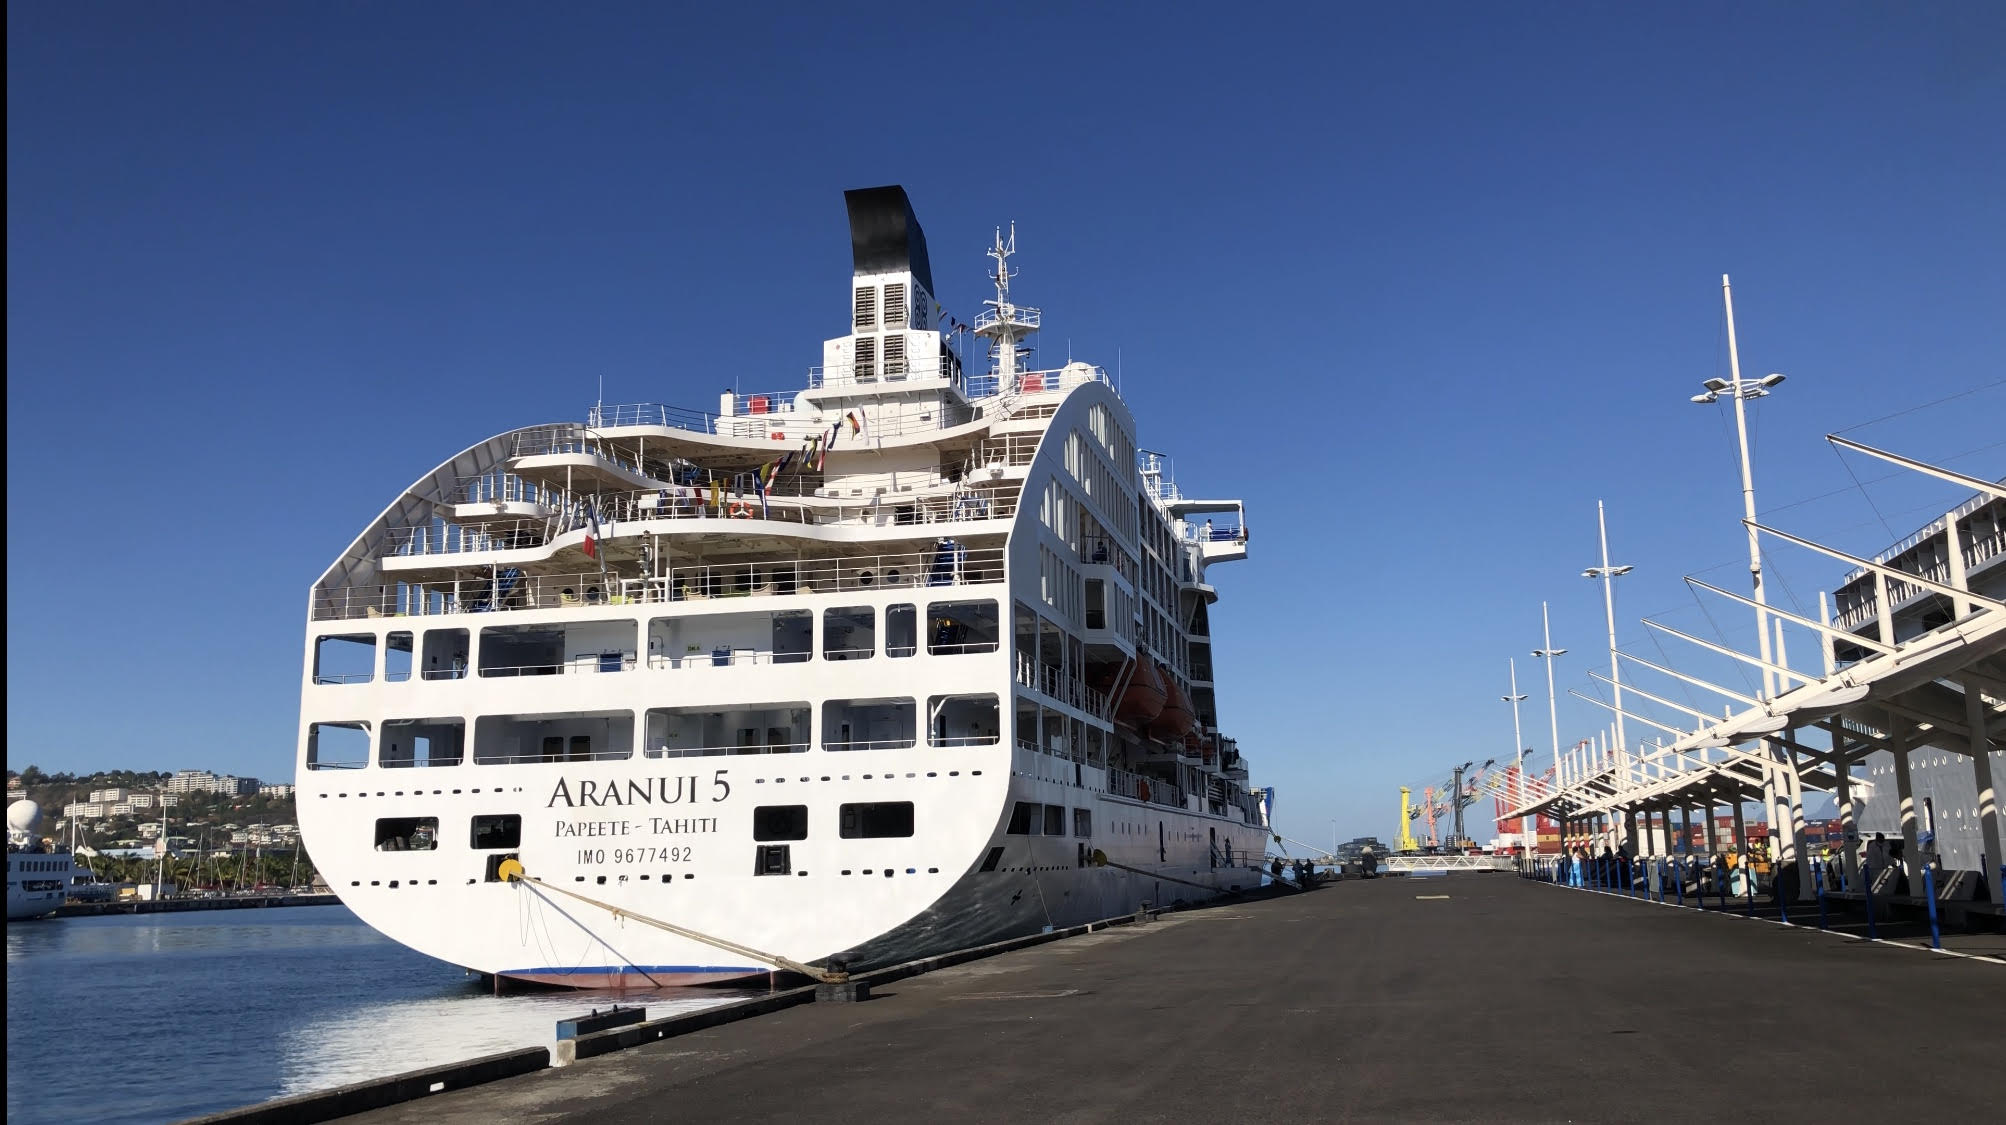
7 799 42 832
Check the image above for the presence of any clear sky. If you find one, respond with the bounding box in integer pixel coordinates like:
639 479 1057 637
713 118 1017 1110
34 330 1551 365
8 3 2003 847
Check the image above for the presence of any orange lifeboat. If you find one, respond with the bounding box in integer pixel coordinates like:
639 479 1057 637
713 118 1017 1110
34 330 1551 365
1149 666 1196 741
1115 659 1167 727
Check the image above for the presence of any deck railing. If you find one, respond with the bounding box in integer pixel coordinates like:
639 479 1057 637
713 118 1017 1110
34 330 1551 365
312 547 1009 622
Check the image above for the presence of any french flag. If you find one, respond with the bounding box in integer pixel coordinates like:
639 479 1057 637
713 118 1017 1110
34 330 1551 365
582 502 602 559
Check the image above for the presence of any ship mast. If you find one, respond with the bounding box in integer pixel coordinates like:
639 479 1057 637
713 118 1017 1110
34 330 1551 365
974 224 1039 386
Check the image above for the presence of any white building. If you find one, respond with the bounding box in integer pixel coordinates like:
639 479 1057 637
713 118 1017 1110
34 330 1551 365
110 802 135 816
90 787 128 804
129 794 156 809
259 783 296 799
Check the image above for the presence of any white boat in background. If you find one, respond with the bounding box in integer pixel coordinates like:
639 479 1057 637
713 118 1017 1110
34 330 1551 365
8 801 81 920
297 186 1266 987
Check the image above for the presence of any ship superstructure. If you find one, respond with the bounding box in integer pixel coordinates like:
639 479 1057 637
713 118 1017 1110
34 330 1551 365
7 800 79 921
296 187 1262 986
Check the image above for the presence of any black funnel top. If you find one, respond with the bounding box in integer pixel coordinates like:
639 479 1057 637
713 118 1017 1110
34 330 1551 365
843 186 934 296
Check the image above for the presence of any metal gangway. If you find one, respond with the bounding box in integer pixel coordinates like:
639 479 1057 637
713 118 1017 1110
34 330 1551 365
1383 854 1516 873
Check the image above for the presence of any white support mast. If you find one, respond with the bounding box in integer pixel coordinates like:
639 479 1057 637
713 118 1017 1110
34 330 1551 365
973 224 1040 386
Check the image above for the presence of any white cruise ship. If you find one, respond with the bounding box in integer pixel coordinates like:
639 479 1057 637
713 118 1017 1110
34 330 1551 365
296 187 1266 987
7 801 80 921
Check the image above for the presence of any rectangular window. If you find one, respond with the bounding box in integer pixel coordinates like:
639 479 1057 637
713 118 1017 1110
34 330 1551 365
822 698 916 752
305 722 371 771
927 600 1000 655
886 604 918 658
1073 808 1093 838
313 634 376 685
385 631 414 682
374 817 438 851
479 621 635 677
753 805 809 842
1043 804 1066 836
646 704 810 757
823 606 876 660
422 627 470 681
470 814 522 850
1085 580 1106 630
927 694 1000 747
474 711 633 764
380 718 465 768
839 802 915 839
1007 801 1038 835
648 609 809 669
753 844 792 876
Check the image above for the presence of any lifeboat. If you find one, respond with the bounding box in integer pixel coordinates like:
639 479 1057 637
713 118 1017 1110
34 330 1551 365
1149 665 1196 741
1115 659 1167 727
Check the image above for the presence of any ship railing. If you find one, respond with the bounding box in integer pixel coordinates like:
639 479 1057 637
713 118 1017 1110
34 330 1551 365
972 306 1042 333
388 492 1017 558
823 739 918 753
644 742 809 758
312 672 375 685
932 734 1002 748
476 656 639 677
808 356 964 391
473 748 635 765
586 403 722 433
313 548 1009 621
1836 490 2001 585
647 650 811 670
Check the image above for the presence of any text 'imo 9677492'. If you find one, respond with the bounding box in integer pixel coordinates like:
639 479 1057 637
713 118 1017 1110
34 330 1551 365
296 186 1268 987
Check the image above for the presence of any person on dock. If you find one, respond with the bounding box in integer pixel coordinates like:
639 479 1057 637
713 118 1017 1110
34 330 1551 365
1270 856 1285 885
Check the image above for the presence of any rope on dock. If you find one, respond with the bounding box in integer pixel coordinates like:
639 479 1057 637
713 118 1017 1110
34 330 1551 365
503 864 833 982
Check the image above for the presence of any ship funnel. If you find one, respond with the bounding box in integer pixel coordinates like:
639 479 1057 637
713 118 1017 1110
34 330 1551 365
843 185 934 296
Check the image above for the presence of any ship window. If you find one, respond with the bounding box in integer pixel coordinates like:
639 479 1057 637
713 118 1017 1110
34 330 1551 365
754 844 792 876
1007 801 1038 835
823 607 876 660
1074 808 1093 838
314 634 376 685
927 694 999 747
886 604 917 658
646 704 809 757
1085 581 1106 630
422 628 470 680
753 805 809 842
1043 804 1066 836
927 600 1000 655
380 718 464 768
374 817 437 852
479 621 635 677
839 802 914 839
979 845 1004 872
470 815 521 850
385 631 414 682
474 710 633 763
822 699 915 752
306 722 371 771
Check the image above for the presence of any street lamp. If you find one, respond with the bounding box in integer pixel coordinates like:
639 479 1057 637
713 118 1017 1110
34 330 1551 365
1583 500 1633 785
1689 274 1786 699
1503 658 1534 857
1533 602 1566 783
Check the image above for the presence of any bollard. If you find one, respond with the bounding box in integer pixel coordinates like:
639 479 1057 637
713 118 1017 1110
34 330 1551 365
1922 866 1942 950
1863 861 1878 941
1815 864 1828 931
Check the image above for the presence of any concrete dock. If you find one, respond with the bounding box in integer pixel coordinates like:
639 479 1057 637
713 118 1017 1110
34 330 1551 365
344 876 2003 1124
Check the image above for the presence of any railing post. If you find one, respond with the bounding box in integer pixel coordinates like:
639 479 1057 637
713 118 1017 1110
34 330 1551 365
1922 865 1942 950
1815 863 1828 931
1862 860 1877 941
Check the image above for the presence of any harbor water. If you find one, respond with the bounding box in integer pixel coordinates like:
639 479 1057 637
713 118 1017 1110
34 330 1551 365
4 906 749 1125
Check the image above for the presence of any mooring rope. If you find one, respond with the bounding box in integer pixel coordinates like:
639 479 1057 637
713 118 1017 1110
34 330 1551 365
504 864 832 982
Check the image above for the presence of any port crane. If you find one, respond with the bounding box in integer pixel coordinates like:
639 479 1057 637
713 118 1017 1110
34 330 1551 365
1400 759 1503 849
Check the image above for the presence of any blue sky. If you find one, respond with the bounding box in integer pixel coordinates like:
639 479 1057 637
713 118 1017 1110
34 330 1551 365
8 4 2003 846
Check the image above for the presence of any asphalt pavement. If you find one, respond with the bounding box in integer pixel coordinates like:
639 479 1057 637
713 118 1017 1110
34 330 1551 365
344 874 2005 1124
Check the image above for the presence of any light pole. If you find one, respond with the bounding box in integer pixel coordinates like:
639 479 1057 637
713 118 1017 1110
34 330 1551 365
1502 659 1531 852
1534 603 1567 857
1583 501 1633 835
1689 274 1786 699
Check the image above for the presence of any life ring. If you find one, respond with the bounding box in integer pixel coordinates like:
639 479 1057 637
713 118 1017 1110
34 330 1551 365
728 500 754 519
1137 779 1151 802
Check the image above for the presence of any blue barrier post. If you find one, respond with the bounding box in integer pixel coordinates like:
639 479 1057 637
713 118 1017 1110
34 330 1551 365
1816 864 1828 931
1863 861 1878 941
1777 873 1789 926
1675 859 1684 906
1744 865 1755 916
1922 865 1942 950
1718 861 1729 910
